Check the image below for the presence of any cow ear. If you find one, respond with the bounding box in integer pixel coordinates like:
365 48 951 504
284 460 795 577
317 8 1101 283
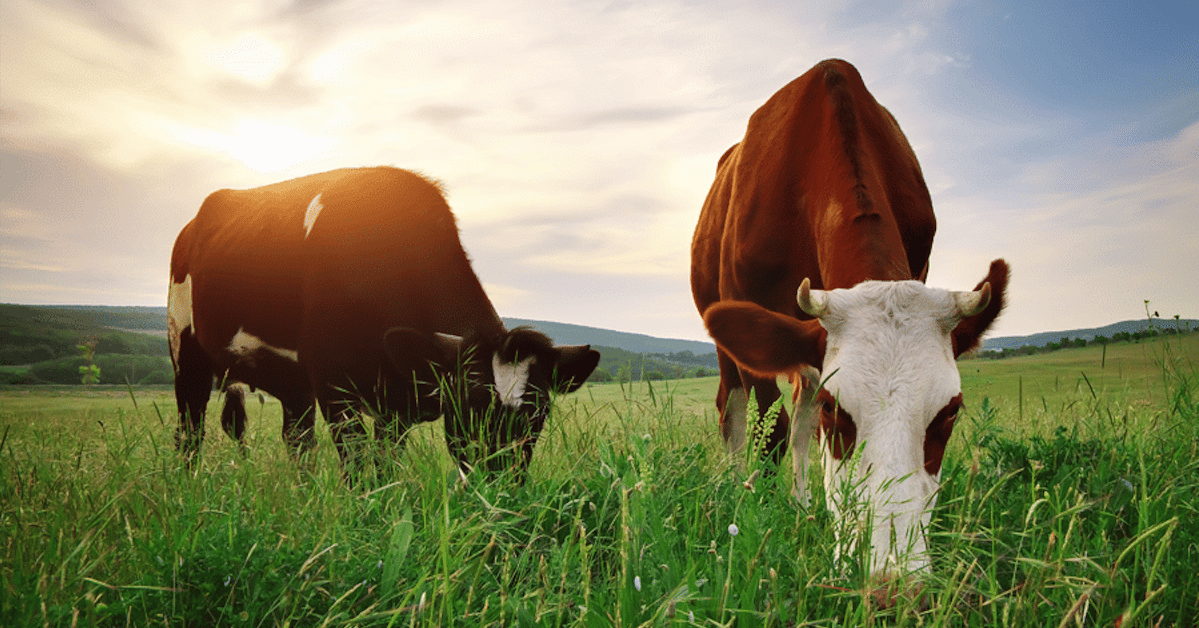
550 345 601 393
383 327 463 372
951 259 1009 358
703 301 825 376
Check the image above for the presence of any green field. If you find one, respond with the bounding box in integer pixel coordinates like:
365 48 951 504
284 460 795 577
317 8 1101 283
2 334 1196 626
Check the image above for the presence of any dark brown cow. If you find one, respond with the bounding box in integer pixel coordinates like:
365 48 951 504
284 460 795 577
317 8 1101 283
691 59 1008 575
169 166 599 477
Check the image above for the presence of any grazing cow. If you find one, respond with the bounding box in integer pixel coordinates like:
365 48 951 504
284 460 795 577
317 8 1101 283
691 59 1008 577
169 166 600 477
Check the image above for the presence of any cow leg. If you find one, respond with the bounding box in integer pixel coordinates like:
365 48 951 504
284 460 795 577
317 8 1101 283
789 366 821 506
716 349 749 463
219 383 249 456
172 329 214 464
740 370 791 467
323 400 369 482
717 348 791 468
281 397 317 460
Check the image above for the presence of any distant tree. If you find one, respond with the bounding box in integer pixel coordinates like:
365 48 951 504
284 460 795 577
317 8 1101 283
588 369 613 383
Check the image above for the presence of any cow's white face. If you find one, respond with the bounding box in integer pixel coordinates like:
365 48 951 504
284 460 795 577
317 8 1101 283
802 280 985 575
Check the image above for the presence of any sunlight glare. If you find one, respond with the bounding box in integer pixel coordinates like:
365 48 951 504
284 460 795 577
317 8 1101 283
226 120 332 173
171 119 333 173
210 33 285 86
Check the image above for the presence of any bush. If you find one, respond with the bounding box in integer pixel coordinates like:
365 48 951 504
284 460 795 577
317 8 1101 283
25 355 173 385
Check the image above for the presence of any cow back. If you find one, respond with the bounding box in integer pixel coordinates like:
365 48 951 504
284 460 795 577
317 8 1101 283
692 59 936 321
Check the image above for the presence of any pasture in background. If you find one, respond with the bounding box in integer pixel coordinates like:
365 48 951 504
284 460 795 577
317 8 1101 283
1 332 1196 626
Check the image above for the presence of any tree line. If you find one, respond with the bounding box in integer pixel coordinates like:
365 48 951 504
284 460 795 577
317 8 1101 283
978 325 1192 360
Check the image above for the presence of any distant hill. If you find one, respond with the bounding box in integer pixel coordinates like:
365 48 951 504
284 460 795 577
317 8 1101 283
4 304 168 335
4 302 1194 378
0 305 718 356
981 318 1198 351
503 318 715 355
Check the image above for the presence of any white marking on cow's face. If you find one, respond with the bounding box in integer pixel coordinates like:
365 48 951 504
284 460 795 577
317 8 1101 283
167 275 193 364
304 193 323 238
227 327 299 364
492 353 534 409
815 280 964 576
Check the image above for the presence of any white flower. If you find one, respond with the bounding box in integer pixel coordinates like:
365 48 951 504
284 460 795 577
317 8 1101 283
728 523 739 536
634 575 642 591
688 610 695 621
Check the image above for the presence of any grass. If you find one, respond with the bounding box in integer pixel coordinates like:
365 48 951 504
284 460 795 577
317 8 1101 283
1 334 1196 626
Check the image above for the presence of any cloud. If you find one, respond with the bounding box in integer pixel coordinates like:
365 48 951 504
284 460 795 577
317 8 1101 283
927 120 1199 336
1 0 1193 342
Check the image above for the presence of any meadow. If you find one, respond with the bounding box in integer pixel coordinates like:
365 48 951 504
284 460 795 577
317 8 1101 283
1 334 1196 626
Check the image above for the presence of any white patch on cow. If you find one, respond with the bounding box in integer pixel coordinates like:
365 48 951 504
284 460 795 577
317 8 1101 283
227 327 299 364
303 193 323 238
167 275 193 365
492 353 534 409
815 280 965 576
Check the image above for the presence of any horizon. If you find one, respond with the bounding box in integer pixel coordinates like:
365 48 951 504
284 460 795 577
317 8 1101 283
5 301 1194 348
3 1 1196 343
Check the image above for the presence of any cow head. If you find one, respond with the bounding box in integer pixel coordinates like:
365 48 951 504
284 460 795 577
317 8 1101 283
383 326 600 477
705 259 1008 577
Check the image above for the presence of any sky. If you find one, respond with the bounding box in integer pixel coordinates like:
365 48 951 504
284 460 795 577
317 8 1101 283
2 0 1196 343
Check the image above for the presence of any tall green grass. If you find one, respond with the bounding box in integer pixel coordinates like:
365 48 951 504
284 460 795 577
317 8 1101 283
1 337 1196 626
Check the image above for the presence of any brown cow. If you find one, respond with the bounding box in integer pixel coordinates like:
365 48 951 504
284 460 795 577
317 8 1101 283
169 166 600 478
691 59 1008 576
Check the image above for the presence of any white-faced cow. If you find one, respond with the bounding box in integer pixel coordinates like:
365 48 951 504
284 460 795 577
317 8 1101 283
169 166 600 477
691 59 1008 577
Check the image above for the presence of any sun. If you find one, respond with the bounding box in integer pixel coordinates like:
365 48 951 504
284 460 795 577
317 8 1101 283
223 120 333 173
171 119 333 174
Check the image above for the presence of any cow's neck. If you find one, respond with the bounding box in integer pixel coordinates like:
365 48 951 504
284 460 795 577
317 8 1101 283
816 200 914 289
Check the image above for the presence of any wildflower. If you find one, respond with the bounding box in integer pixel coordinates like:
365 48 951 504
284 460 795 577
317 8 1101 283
688 610 695 621
224 575 231 586
728 523 739 536
742 469 760 491
634 576 642 591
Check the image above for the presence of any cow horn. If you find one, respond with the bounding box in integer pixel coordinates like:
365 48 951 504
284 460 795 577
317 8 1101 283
953 282 991 317
796 278 829 318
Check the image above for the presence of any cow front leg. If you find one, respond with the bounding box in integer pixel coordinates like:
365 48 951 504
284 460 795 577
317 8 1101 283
324 401 369 483
281 397 317 461
739 370 791 468
715 349 748 464
172 329 213 465
789 366 821 506
219 383 250 457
